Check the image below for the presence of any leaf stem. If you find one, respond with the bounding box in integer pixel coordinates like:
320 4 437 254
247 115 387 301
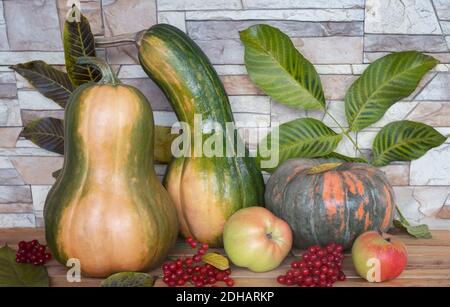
324 110 365 158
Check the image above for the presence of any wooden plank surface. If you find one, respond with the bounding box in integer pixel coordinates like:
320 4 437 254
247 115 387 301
1 228 450 287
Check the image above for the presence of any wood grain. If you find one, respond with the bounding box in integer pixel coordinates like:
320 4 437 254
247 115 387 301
1 228 450 287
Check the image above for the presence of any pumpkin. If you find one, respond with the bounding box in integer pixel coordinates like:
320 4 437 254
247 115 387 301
44 57 178 277
265 159 395 249
138 24 265 246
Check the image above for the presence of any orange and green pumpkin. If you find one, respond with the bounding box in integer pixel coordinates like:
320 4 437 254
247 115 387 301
44 57 178 277
138 24 265 246
265 159 395 249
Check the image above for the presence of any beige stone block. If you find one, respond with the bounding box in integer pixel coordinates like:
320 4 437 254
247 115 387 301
0 127 21 147
186 9 364 22
31 185 52 212
220 75 264 96
158 12 186 33
0 213 35 228
0 99 22 126
321 75 357 100
293 37 363 64
0 186 32 204
103 0 156 36
3 0 62 51
407 101 450 126
0 169 25 185
10 156 64 185
379 163 410 186
0 203 34 214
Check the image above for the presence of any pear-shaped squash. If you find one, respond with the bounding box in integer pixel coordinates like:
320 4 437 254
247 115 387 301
44 57 178 277
138 24 265 247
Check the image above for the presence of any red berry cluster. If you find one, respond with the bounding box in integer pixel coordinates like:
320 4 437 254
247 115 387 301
16 240 52 265
277 243 346 287
162 237 235 287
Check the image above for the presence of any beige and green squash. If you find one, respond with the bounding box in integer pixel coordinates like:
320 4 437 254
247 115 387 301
44 57 178 277
138 24 265 246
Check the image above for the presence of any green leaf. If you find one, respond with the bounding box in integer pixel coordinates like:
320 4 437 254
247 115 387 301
100 272 155 287
258 118 342 171
372 120 446 166
201 253 230 271
0 245 49 287
10 61 74 108
345 51 438 131
21 118 64 155
323 152 368 163
393 207 432 239
240 24 325 110
63 12 101 86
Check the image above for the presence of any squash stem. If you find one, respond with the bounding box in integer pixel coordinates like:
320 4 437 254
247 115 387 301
324 110 365 158
77 57 121 85
95 30 146 48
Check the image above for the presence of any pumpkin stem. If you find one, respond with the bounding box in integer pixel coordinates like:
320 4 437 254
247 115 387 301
76 57 121 86
306 162 343 175
378 229 391 242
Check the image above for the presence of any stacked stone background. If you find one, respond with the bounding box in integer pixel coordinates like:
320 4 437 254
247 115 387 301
0 0 449 228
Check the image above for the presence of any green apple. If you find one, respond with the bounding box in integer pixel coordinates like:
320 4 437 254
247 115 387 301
223 207 292 272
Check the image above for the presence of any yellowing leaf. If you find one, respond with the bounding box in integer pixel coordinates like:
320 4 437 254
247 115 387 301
202 253 229 270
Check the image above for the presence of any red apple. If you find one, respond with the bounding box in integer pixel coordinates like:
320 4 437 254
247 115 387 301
223 207 292 272
352 230 407 282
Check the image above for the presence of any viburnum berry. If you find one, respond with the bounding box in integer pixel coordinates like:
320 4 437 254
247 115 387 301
276 242 346 287
193 255 202 262
277 275 286 284
161 236 233 287
15 240 52 266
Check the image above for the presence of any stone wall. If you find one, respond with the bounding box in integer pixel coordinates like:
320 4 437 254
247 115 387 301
0 0 449 228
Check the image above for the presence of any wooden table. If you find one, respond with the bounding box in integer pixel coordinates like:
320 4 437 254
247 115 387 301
2 228 450 287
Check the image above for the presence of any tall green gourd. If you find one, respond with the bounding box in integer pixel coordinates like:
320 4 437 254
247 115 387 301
139 24 265 246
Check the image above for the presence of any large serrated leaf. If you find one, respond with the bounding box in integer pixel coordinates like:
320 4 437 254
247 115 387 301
21 117 64 155
240 24 325 110
372 120 446 166
258 118 342 171
345 51 438 131
64 12 101 86
0 245 49 287
10 61 74 108
100 272 155 287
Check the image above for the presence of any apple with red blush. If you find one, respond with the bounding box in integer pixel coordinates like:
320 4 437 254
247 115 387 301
352 230 407 282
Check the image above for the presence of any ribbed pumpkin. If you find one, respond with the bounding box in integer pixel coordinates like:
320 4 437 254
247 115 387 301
138 24 265 246
265 159 395 249
44 57 178 277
